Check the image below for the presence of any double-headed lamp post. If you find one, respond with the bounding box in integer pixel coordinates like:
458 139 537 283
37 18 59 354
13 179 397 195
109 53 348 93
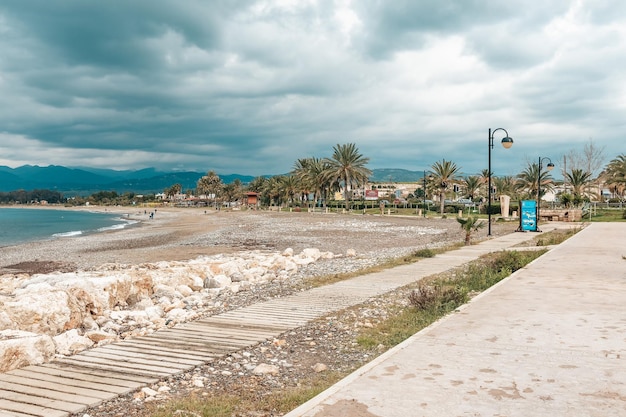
488 128 514 236
536 157 555 232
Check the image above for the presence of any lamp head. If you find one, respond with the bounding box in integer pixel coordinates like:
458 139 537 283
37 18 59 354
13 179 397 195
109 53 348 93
501 137 514 149
546 162 555 171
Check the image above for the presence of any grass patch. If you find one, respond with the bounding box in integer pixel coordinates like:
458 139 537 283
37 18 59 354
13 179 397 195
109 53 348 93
534 228 580 246
149 395 239 417
356 249 546 349
147 372 346 417
586 208 626 222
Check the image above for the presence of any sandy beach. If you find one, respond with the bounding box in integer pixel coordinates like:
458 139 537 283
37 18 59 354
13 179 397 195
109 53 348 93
0 206 519 276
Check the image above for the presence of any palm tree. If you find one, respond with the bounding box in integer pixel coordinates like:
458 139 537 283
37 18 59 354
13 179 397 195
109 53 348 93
266 175 285 207
323 143 372 211
564 169 592 202
222 179 243 206
516 163 554 201
280 175 300 206
197 170 223 207
164 183 182 202
457 216 486 245
462 176 481 200
431 159 462 214
292 157 330 209
603 154 626 201
493 176 518 200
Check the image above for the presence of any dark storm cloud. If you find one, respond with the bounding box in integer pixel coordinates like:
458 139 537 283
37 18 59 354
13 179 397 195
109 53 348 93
0 1 624 176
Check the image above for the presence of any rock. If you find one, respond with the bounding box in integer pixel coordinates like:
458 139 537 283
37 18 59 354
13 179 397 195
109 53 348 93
85 330 118 344
175 285 194 297
311 363 328 373
53 329 94 356
141 387 158 397
346 248 357 257
0 330 55 372
252 363 280 375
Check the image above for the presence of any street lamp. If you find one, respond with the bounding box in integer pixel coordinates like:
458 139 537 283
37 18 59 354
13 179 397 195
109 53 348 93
422 170 433 217
536 156 555 232
487 128 514 236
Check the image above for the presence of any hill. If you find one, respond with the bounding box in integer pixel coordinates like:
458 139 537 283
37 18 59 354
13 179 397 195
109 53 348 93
0 165 425 195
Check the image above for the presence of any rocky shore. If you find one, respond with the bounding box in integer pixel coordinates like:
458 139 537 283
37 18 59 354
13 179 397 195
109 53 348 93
0 208 518 416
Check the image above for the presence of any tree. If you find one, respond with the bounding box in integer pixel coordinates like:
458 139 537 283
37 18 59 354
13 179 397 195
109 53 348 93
564 169 592 204
493 176 518 200
457 216 486 245
322 143 372 210
602 154 626 201
431 159 461 214
292 157 331 208
222 179 243 206
280 175 299 206
266 175 285 207
516 163 554 201
562 139 605 198
164 183 181 202
462 176 482 200
197 171 223 207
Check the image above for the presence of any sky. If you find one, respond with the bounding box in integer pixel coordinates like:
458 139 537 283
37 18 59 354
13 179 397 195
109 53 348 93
0 0 624 178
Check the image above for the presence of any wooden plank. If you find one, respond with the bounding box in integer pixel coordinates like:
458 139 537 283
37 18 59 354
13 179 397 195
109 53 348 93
7 369 131 395
37 363 156 385
97 344 209 364
86 345 202 367
53 357 172 378
133 335 244 351
181 321 285 334
0 399 67 417
195 318 288 332
154 328 267 344
124 338 230 355
0 409 39 417
0 388 85 413
167 324 275 339
0 376 112 401
72 349 193 372
212 314 304 327
219 308 320 319
116 339 221 358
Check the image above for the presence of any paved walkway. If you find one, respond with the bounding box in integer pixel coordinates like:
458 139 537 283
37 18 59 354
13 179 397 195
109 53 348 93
0 222 575 416
285 222 626 417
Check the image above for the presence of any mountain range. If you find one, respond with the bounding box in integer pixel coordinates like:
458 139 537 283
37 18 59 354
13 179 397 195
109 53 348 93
0 165 426 196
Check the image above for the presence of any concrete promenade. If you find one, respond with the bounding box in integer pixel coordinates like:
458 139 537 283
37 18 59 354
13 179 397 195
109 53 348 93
285 222 626 417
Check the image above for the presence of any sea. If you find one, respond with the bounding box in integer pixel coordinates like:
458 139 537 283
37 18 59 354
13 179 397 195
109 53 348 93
0 207 136 247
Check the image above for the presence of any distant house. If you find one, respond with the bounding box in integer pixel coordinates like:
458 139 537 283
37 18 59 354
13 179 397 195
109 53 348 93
245 192 259 208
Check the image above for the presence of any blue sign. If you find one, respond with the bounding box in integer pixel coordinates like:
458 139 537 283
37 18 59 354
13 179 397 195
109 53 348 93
520 200 537 232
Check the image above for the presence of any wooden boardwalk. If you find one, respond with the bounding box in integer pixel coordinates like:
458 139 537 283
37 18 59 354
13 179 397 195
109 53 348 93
0 228 552 416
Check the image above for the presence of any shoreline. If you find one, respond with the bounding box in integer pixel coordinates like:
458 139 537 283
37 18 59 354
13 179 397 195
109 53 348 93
0 204 145 247
1 207 519 275
0 206 206 274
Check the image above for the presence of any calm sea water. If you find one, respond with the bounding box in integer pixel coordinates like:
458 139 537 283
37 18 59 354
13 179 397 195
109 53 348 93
0 208 134 247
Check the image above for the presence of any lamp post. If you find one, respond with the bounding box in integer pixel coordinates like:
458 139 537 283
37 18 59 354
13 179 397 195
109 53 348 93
487 128 514 236
422 170 433 218
536 156 555 232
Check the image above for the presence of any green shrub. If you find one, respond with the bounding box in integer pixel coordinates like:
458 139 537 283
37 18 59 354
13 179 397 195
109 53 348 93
411 248 436 258
408 283 467 313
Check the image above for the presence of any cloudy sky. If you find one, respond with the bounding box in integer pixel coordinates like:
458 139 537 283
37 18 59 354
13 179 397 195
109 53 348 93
0 0 624 178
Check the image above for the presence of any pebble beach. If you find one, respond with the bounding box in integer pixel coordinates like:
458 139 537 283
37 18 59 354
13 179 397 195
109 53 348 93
1 206 511 275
